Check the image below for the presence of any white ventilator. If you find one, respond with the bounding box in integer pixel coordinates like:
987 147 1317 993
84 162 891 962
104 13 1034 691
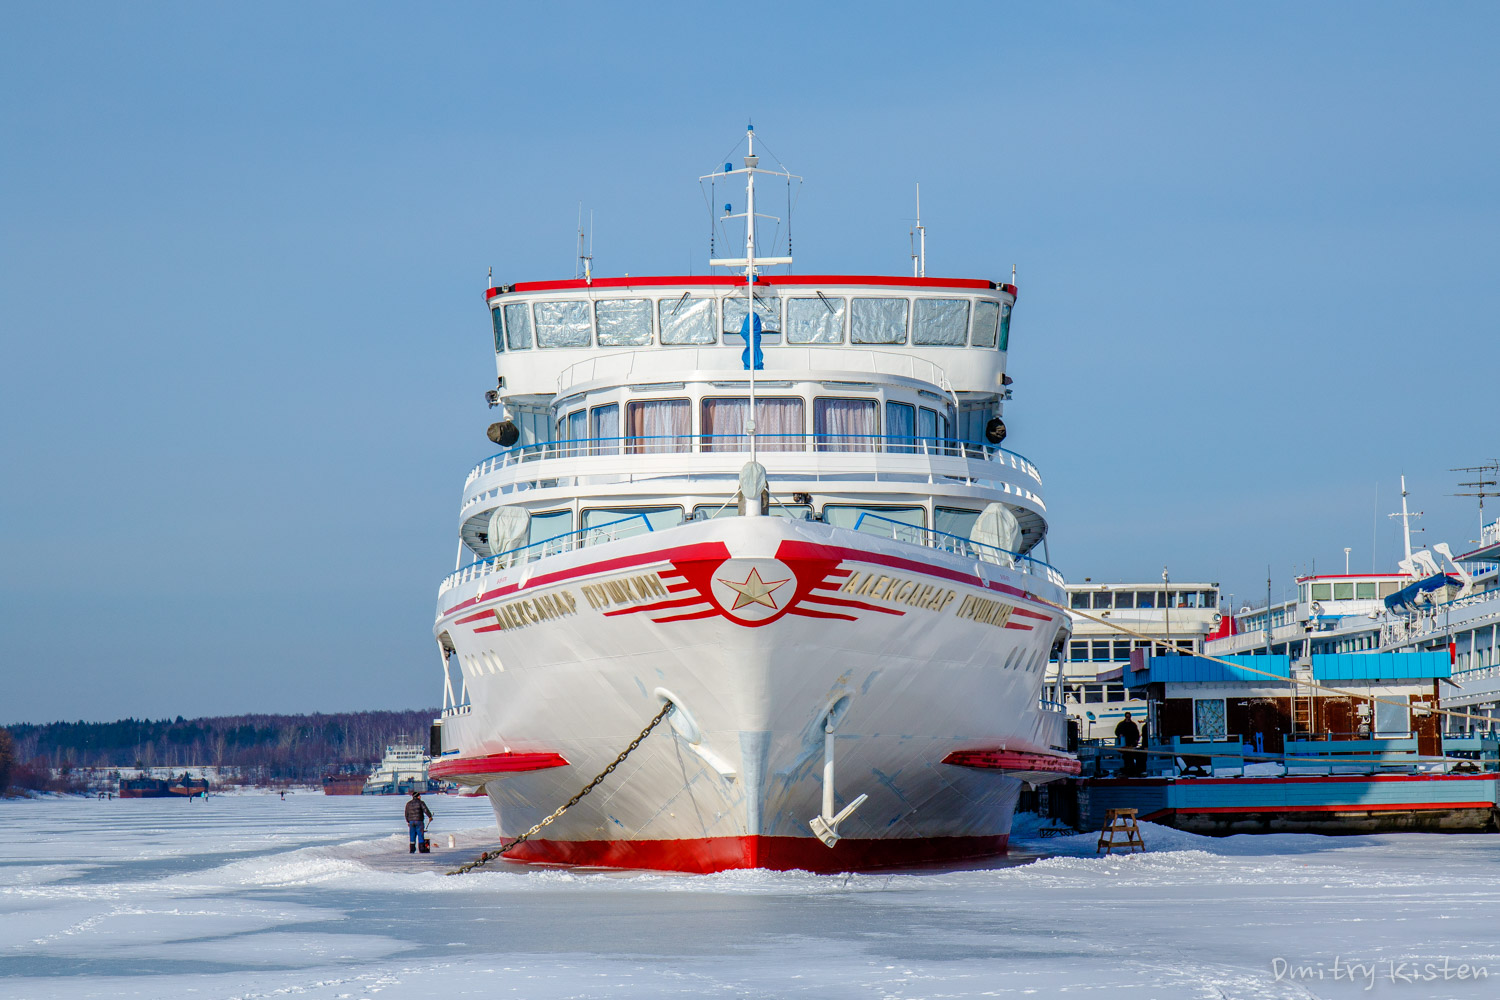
970 502 1021 566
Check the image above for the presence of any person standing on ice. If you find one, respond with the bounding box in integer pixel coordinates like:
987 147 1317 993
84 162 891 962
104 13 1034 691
404 791 433 853
1115 712 1142 776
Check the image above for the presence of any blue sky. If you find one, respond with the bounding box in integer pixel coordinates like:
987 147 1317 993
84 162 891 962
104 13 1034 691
3 3 1497 723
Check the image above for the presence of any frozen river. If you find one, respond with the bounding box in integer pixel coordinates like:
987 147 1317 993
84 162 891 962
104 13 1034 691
2 793 1498 999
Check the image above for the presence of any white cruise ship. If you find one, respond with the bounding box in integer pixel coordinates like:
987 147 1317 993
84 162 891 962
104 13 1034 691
429 131 1076 872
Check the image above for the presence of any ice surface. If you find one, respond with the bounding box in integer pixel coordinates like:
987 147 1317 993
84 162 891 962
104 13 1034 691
3 793 1499 998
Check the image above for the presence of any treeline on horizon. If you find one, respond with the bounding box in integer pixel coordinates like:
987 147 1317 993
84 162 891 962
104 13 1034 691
1 710 440 788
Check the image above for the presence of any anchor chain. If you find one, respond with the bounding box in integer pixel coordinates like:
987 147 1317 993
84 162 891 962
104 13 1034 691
445 702 673 875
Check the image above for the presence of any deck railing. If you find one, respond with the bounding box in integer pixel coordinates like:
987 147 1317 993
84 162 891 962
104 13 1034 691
465 434 1042 488
850 512 1066 587
439 514 655 595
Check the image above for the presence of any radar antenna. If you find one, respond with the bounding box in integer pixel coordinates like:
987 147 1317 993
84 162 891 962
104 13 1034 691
1451 460 1500 541
700 124 800 468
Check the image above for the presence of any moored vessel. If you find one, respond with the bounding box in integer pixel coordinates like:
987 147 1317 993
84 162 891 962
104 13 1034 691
430 130 1077 872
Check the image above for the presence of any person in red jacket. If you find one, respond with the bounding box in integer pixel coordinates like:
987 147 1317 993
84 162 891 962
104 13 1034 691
404 791 433 853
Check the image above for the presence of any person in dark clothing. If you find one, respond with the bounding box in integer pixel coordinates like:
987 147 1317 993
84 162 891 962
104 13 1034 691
1115 712 1142 776
404 791 433 853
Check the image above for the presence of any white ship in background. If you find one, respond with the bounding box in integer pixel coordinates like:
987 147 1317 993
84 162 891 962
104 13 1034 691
429 129 1077 872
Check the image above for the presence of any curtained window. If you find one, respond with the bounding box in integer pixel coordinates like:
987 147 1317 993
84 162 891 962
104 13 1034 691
504 302 533 350
533 300 592 348
972 300 1000 348
590 404 619 456
658 294 716 344
565 410 587 457
700 397 805 452
815 398 878 452
912 298 970 345
850 298 908 344
595 299 653 346
917 407 938 452
785 295 845 344
884 401 915 453
626 399 691 454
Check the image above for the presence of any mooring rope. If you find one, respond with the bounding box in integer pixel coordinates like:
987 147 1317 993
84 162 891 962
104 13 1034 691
445 702 674 876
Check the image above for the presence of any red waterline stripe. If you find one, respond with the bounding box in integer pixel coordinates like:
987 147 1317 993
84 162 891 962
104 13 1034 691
430 752 569 778
500 833 1009 874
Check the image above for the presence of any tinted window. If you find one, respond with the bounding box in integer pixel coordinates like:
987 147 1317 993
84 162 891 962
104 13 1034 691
850 297 908 344
658 294 716 344
972 300 999 348
912 298 970 345
490 307 505 352
534 300 592 348
504 302 533 350
595 299 652 346
786 295 845 344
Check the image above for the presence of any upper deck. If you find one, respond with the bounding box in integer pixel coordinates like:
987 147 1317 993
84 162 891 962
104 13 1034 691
484 274 1017 400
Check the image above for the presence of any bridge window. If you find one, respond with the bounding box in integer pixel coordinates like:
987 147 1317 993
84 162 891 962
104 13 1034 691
1356 582 1376 599
700 397 804 452
626 399 691 454
935 506 978 539
786 295 845 344
534 300 592 348
659 294 717 344
822 504 926 534
595 299 653 346
1311 583 1331 601
1092 592 1113 610
723 293 782 335
504 302 533 350
972 300 999 348
1334 582 1354 600
581 506 684 540
851 297 908 344
490 307 505 352
1070 593 1090 610
527 509 573 549
912 298 970 346
999 302 1013 351
1115 591 1136 609
814 397 878 451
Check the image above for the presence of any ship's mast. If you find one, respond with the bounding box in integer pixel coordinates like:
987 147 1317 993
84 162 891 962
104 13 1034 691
1389 475 1422 568
702 126 798 468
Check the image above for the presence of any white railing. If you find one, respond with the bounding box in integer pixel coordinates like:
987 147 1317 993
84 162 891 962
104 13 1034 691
851 512 1066 588
465 434 1043 490
439 514 655 596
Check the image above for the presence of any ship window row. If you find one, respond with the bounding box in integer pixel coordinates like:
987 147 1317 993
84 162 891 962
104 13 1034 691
1068 589 1218 610
556 397 954 452
1303 581 1399 602
509 503 984 551
1061 683 1131 704
492 293 1013 352
1064 638 1199 662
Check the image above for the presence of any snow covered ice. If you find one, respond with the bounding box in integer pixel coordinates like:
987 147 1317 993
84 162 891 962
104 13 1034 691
3 795 1499 999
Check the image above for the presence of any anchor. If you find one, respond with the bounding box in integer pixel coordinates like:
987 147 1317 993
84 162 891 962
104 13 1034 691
808 697 867 848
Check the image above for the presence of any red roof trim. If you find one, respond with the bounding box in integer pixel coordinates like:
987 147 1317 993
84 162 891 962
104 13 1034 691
486 274 1007 300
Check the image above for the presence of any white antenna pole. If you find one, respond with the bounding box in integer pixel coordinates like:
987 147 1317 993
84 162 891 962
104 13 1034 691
915 182 925 278
575 204 585 280
1400 475 1414 564
745 125 758 468
585 210 594 283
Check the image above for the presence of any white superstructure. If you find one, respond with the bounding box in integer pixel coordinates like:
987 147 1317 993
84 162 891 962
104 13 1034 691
429 131 1075 872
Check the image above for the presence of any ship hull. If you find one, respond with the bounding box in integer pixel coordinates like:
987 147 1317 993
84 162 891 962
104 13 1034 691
434 517 1069 873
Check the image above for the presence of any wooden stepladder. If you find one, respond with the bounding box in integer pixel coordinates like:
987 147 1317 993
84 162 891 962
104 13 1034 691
1097 808 1146 855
